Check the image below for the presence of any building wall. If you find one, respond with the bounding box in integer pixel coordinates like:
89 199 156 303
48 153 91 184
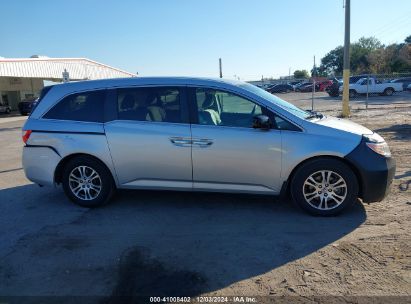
0 77 43 110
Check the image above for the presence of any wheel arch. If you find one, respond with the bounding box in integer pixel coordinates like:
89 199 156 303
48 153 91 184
54 153 116 186
284 155 363 198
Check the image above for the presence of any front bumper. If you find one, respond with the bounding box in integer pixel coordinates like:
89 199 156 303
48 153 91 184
345 138 396 203
22 146 61 186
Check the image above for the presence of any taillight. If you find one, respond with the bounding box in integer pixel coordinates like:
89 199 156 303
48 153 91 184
22 130 32 144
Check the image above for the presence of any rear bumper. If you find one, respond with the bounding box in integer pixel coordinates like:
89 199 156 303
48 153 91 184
22 146 61 186
345 138 396 203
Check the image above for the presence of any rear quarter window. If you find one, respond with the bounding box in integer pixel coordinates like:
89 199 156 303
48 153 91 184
43 90 106 122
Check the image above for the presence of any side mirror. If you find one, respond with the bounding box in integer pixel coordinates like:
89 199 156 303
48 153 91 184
252 115 272 130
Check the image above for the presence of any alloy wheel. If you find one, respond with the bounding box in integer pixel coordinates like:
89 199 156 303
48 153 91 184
302 170 347 210
68 165 102 200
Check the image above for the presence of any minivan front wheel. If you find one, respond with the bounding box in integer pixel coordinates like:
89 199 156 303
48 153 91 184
290 158 358 216
62 156 115 207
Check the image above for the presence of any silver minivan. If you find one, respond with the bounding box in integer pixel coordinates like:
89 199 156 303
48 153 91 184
22 77 395 215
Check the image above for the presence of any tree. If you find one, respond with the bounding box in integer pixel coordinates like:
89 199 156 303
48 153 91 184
293 70 309 79
316 35 410 76
368 41 411 74
318 37 383 75
367 46 395 74
311 65 328 77
350 37 383 73
319 46 344 75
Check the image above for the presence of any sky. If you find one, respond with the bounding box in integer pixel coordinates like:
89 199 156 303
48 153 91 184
0 0 410 80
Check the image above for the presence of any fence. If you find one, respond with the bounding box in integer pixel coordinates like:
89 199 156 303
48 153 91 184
249 72 411 113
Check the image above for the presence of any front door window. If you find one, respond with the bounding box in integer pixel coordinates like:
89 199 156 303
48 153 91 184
195 88 263 128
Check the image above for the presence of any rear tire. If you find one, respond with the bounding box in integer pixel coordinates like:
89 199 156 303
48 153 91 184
384 88 394 96
62 156 115 207
349 89 357 98
290 158 359 216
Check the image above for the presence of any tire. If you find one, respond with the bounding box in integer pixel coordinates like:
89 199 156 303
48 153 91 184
290 158 359 216
62 156 115 207
5 108 11 114
384 88 394 96
349 89 357 98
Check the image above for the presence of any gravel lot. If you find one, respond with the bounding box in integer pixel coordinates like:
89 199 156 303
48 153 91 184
0 95 410 303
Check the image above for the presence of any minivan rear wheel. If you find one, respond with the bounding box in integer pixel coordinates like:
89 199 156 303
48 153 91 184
62 156 115 207
290 158 358 216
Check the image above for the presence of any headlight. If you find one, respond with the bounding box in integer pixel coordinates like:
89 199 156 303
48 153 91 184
363 134 391 157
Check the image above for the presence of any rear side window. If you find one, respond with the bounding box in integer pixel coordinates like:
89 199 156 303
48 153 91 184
29 86 54 116
117 87 182 123
43 90 106 122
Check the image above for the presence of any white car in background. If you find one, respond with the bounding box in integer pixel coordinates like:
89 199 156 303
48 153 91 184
340 78 403 97
0 102 11 114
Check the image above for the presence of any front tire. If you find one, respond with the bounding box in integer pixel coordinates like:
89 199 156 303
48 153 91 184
62 156 115 207
290 158 359 216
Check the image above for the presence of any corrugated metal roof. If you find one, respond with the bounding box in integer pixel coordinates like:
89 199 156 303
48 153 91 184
0 57 136 80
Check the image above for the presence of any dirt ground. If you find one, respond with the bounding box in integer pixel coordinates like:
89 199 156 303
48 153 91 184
196 103 411 300
0 99 410 303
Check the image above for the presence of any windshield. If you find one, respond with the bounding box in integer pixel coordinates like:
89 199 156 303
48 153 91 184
239 83 310 119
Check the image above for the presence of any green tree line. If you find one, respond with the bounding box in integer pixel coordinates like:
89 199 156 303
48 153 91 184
315 35 410 76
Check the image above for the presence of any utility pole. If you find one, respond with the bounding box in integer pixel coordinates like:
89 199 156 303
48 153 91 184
342 0 351 117
311 56 315 111
219 58 223 78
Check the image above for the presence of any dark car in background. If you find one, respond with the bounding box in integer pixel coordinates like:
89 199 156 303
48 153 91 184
317 80 333 91
296 82 314 92
326 79 342 97
18 98 38 115
390 78 411 91
294 81 310 90
289 81 302 86
266 84 294 93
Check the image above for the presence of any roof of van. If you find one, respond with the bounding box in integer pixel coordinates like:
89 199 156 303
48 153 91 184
50 76 246 91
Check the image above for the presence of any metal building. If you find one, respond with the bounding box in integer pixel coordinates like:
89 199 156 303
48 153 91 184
0 56 135 110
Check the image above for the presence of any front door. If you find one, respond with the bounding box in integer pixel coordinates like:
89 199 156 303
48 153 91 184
189 87 283 194
105 86 193 190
